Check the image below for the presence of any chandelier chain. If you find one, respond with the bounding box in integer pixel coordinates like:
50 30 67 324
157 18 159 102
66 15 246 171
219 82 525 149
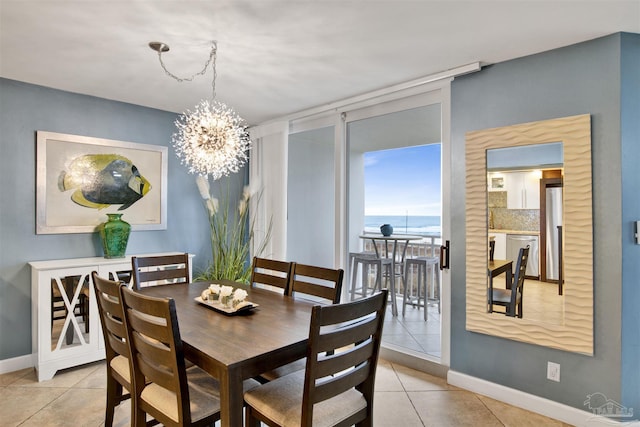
151 39 249 178
156 41 218 100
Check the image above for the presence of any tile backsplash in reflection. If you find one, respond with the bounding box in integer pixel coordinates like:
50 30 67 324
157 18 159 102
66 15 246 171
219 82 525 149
488 191 539 231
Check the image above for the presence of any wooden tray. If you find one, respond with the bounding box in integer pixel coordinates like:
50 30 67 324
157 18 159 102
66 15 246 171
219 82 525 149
194 296 258 315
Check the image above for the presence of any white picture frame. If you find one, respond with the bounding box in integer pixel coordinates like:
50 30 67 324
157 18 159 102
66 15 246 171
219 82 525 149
36 131 168 234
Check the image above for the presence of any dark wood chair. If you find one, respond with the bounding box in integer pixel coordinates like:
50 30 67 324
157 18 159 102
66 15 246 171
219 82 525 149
258 263 344 383
91 271 132 427
249 256 293 294
119 286 222 427
131 253 190 290
288 263 344 303
244 289 388 427
489 246 529 318
489 239 496 261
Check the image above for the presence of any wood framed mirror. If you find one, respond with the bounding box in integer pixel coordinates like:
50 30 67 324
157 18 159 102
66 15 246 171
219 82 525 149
465 114 593 355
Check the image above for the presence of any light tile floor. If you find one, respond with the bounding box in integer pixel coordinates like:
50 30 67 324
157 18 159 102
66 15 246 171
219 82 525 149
383 297 442 358
384 276 565 359
0 359 572 427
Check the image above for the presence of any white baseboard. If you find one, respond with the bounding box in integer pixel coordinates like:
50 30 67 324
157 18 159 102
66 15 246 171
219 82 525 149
380 345 448 378
0 354 35 375
447 370 638 427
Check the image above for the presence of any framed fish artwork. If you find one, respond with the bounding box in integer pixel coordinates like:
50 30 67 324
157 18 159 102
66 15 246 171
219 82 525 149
36 131 168 234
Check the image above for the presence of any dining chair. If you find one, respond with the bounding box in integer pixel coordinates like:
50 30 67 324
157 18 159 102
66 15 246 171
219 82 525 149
131 253 190 290
120 286 226 427
288 263 344 304
489 246 530 318
258 263 344 383
250 256 293 294
91 272 132 427
244 289 388 427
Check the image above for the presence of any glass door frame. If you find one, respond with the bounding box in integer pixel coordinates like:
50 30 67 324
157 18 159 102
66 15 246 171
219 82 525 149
288 80 452 367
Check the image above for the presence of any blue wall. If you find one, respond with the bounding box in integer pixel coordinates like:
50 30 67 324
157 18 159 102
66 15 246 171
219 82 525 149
451 33 636 410
620 33 640 410
0 78 243 359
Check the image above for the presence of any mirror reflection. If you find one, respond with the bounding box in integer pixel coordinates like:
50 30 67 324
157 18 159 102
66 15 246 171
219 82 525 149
50 274 91 350
486 143 565 325
465 114 592 354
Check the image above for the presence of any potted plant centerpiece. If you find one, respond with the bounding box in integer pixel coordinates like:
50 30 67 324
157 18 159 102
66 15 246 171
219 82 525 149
194 175 272 283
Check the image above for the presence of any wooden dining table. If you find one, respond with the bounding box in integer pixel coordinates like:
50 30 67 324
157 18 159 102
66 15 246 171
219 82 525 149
138 280 319 427
488 259 513 289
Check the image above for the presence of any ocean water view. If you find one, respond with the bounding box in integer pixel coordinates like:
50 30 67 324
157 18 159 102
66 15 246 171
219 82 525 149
364 215 441 235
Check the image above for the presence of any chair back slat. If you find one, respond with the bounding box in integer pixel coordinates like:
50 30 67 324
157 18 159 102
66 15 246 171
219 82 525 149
131 254 190 290
314 362 371 403
317 316 378 354
126 313 172 349
315 339 374 379
103 316 129 358
250 257 293 293
317 294 380 325
138 268 189 283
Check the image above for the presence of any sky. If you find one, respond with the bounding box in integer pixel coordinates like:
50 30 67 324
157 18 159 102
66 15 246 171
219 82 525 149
364 144 441 217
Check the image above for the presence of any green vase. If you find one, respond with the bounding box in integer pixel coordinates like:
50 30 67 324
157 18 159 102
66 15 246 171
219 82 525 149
98 213 131 258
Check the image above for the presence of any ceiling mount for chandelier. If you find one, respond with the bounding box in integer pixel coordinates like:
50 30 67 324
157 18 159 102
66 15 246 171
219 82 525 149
149 40 250 179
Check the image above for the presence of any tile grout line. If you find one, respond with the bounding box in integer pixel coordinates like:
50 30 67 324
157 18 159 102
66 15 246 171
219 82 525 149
389 361 427 426
475 393 507 427
15 387 74 427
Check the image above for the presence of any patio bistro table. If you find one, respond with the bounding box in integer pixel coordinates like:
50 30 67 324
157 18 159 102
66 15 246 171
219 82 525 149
359 234 423 316
138 280 318 427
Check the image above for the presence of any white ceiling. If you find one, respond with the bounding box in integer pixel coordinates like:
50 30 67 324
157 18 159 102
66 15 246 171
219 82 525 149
1 1 638 126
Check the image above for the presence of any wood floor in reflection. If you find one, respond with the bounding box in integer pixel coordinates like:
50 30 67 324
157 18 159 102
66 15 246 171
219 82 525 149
490 275 565 325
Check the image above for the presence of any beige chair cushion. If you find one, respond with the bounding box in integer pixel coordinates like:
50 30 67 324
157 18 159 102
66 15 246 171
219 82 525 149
492 289 521 303
110 355 130 384
140 366 221 423
140 365 259 424
244 370 366 427
259 358 306 382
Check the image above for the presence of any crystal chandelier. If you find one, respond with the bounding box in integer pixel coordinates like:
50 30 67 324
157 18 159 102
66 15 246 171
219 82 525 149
150 41 251 179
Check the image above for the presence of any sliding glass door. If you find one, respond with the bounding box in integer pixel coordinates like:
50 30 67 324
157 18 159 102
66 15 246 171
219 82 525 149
285 85 451 366
344 91 450 364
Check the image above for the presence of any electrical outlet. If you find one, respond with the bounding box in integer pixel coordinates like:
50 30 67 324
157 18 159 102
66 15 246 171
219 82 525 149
547 361 560 382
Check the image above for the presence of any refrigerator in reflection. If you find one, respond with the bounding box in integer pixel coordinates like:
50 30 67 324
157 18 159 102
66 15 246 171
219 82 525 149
546 187 563 281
